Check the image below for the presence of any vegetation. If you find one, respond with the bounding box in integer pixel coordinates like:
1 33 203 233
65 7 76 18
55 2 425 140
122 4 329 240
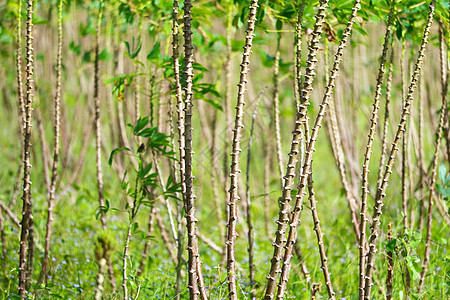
0 0 448 299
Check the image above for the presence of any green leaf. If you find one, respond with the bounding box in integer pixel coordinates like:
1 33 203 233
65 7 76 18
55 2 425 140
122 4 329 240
439 164 447 184
437 184 450 197
121 171 129 191
147 42 161 61
276 18 283 31
199 98 223 111
396 19 403 41
139 163 153 179
409 231 422 249
406 260 420 281
105 73 126 85
82 51 91 63
99 49 112 61
69 41 81 55
141 200 154 207
131 222 139 234
125 37 142 59
386 238 397 252
353 23 368 36
259 49 275 67
137 127 157 138
193 62 208 72
109 147 131 166
134 116 150 135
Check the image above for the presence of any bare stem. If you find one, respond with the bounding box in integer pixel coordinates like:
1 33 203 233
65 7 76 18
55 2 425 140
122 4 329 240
18 0 34 296
273 34 284 184
182 0 205 298
41 0 63 284
226 1 259 298
264 2 329 297
358 2 396 298
363 2 436 298
275 2 361 298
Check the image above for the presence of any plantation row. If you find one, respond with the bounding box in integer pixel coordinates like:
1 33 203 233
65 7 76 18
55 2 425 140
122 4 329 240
0 0 448 299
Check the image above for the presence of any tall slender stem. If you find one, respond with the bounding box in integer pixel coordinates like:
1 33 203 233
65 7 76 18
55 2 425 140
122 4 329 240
18 0 34 296
94 0 106 229
273 34 283 184
293 0 305 110
182 1 205 298
358 2 396 298
226 1 259 298
171 1 185 298
274 2 361 298
363 2 436 298
264 2 329 297
41 0 63 283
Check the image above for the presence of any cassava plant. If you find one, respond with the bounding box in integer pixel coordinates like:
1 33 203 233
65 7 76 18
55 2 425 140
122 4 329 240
293 0 305 110
274 1 361 298
226 1 259 298
417 68 427 232
362 1 436 298
171 1 185 298
358 2 396 297
17 0 34 296
108 116 177 299
94 0 107 230
223 0 234 191
182 0 206 298
264 1 330 297
93 0 117 289
16 0 25 136
273 30 284 184
0 0 449 298
41 0 63 284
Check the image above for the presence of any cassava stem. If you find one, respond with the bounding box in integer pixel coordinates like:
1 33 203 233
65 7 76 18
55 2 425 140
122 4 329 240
93 1 116 289
226 1 259 298
172 1 185 297
17 0 34 296
94 0 107 229
362 2 436 298
182 1 206 298
324 40 360 240
16 0 25 136
264 2 329 298
41 0 63 283
293 0 305 110
273 34 284 184
275 2 361 298
358 2 396 298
